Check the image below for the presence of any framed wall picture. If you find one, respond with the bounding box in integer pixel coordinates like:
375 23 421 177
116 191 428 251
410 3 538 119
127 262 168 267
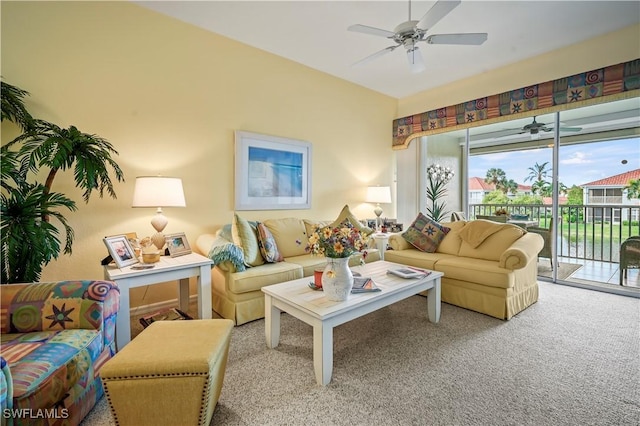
104 235 139 268
165 232 192 257
235 130 312 210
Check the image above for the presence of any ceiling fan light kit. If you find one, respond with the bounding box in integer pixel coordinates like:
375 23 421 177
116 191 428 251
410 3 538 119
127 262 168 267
348 0 487 73
406 46 426 73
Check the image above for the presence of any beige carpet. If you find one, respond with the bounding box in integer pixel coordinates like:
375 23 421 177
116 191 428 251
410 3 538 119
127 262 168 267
537 260 582 280
81 281 639 426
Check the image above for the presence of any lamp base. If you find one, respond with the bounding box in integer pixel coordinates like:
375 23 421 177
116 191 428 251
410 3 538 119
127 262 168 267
151 232 166 251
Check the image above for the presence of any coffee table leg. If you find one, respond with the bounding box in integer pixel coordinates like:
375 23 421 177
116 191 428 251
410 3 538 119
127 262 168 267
427 277 441 323
265 294 281 348
313 323 333 385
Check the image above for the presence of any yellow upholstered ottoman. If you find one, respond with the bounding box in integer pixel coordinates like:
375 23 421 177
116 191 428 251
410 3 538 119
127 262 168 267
100 319 234 426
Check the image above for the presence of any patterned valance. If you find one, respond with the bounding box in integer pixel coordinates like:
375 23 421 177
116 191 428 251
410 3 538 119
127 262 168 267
392 58 640 149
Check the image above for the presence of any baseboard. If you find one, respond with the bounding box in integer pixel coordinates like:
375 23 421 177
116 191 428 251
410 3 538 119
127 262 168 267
129 294 198 316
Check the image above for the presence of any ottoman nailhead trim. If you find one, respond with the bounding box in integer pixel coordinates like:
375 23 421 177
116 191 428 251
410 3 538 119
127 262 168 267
103 373 212 426
103 372 209 380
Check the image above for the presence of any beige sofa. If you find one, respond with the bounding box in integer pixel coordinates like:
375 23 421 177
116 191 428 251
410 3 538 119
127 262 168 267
384 220 544 320
196 214 380 325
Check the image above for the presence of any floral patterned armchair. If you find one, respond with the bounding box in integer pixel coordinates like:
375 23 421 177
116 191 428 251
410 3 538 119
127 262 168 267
0 280 119 425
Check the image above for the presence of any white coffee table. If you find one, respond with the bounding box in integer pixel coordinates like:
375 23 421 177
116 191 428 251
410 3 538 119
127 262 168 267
262 260 442 385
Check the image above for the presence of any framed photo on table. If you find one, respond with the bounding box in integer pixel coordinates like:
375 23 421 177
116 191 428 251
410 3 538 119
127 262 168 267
103 235 138 268
234 130 312 210
165 232 192 257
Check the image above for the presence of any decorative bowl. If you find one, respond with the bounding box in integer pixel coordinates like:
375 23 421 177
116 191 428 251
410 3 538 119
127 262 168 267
142 251 161 263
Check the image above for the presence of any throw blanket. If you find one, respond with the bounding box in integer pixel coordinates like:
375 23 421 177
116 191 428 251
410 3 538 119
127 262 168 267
208 236 246 272
459 220 512 249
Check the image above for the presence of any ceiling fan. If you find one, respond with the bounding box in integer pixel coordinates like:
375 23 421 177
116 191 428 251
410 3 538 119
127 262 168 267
491 116 583 139
347 0 488 73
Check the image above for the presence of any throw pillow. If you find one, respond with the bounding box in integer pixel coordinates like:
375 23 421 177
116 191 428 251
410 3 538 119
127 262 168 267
256 222 283 263
402 213 451 253
232 213 265 267
330 205 374 236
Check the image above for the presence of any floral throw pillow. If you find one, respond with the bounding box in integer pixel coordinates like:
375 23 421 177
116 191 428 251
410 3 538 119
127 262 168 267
401 213 451 253
256 222 283 263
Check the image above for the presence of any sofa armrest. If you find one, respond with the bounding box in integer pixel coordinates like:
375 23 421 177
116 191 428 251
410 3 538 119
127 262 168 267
388 233 412 251
499 233 544 270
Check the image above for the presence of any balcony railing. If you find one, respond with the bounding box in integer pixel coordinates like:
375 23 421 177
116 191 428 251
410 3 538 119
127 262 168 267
469 204 640 263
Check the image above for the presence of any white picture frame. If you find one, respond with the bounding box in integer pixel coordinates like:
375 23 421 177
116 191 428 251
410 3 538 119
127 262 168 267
165 232 192 257
104 235 139 268
234 130 312 210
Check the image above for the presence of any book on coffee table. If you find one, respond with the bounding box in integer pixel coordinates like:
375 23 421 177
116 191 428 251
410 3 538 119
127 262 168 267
351 277 381 293
387 267 431 279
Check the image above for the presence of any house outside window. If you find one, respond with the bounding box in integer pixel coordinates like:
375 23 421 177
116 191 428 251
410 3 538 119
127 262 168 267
582 169 640 223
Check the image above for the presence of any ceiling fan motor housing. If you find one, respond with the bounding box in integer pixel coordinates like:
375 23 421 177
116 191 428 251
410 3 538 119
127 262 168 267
393 20 427 49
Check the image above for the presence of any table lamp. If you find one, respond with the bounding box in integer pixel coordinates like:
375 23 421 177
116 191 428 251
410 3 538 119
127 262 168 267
366 186 391 232
132 176 186 250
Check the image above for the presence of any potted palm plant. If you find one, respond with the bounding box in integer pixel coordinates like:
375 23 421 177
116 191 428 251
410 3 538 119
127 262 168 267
1 81 124 283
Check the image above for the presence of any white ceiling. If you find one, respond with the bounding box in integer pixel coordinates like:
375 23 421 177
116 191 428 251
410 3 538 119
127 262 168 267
135 0 640 99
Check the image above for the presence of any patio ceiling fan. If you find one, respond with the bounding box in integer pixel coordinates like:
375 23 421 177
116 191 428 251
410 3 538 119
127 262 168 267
347 0 488 73
491 116 583 139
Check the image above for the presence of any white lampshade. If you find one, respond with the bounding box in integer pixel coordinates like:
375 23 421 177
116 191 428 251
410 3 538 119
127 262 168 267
366 186 392 204
132 176 186 208
132 176 186 250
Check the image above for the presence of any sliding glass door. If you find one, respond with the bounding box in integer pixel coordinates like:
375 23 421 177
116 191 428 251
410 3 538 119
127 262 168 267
451 97 640 294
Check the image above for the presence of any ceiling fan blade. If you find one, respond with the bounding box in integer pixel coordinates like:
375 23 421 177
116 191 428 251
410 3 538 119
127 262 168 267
353 45 398 66
417 0 461 30
348 24 395 38
426 33 488 45
471 128 523 140
543 126 583 133
558 126 582 132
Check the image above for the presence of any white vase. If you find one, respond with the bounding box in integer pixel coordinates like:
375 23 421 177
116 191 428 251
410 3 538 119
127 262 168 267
322 257 353 301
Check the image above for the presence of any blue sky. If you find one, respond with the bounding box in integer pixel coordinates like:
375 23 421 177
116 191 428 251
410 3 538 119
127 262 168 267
469 138 640 188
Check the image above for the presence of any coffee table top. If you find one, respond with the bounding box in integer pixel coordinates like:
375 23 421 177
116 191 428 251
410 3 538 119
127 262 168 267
262 260 443 320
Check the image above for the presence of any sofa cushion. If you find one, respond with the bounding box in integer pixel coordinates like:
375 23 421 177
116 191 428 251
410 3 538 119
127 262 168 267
232 213 265 267
256 222 283 263
458 223 526 262
330 205 373 236
434 257 515 289
303 219 332 242
2 329 102 407
402 213 451 253
264 218 308 258
435 220 466 255
227 262 302 294
384 248 457 270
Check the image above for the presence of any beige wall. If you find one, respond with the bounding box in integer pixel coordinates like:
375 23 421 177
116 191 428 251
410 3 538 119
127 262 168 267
1 2 397 307
398 23 640 119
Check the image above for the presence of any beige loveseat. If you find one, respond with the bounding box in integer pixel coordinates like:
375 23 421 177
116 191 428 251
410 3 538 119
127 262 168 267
196 210 380 325
384 220 543 320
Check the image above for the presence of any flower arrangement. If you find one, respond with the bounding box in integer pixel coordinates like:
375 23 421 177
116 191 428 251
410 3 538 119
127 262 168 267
305 221 369 259
426 163 455 222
